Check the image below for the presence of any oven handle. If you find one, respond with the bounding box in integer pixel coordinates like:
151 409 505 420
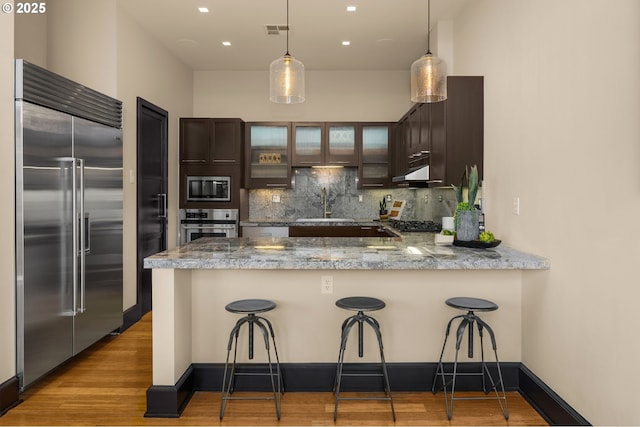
181 225 236 230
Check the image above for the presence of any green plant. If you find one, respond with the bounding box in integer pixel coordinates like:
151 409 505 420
452 165 479 210
452 165 480 230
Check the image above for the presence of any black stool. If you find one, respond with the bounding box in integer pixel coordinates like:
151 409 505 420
431 297 509 420
333 296 395 422
219 299 283 420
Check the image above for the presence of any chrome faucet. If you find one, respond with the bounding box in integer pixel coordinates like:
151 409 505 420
321 187 331 218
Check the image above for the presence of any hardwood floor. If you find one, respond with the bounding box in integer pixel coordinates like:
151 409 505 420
0 313 547 426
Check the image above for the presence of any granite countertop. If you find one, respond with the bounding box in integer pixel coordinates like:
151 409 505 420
144 233 550 270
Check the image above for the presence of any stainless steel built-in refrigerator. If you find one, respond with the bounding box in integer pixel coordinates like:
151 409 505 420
15 60 123 390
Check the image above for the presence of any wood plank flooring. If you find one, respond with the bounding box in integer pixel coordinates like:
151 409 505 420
0 313 547 426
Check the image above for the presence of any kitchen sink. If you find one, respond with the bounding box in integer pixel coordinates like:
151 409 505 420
295 218 355 222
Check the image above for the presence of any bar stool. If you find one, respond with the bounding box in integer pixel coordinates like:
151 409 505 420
219 299 283 420
333 296 395 422
431 297 509 420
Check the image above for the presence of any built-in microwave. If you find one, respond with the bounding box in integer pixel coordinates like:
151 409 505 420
186 176 231 202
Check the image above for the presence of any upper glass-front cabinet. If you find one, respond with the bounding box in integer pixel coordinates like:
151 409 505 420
358 123 391 188
245 122 291 188
292 123 323 166
292 122 357 167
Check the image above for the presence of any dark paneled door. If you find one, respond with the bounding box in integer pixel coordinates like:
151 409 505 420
136 98 168 316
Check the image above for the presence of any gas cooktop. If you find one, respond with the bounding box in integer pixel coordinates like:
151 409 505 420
389 219 442 233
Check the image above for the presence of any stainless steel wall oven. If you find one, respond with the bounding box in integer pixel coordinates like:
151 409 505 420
179 209 238 244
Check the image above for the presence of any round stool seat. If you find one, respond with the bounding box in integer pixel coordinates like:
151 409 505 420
445 297 498 312
225 299 276 314
336 296 385 312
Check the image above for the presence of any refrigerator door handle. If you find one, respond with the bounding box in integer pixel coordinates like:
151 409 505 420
78 158 86 314
158 193 167 218
84 213 91 253
69 157 79 315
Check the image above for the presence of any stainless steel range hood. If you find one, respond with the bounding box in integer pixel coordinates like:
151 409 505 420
392 165 430 183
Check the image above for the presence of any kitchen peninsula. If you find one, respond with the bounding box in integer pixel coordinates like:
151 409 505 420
143 229 549 417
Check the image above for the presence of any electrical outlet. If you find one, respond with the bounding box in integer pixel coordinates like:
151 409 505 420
320 275 333 294
358 194 363 202
513 197 520 215
272 194 281 203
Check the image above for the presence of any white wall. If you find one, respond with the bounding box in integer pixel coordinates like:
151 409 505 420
0 7 15 385
194 70 412 121
453 1 640 424
117 6 193 309
14 12 47 67
47 0 117 97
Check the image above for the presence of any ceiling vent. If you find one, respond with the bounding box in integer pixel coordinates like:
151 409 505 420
265 25 289 35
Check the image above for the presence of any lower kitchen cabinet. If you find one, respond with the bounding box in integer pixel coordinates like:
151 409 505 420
289 225 396 237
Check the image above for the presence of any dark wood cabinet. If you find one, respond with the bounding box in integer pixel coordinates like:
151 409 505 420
432 76 483 186
392 76 483 187
358 123 392 188
292 122 357 167
245 122 292 189
289 225 396 237
180 118 243 165
179 118 244 209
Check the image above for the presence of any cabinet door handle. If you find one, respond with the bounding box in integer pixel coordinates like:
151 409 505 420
182 159 207 163
362 183 383 187
212 159 236 163
332 161 351 164
300 161 321 164
266 183 288 187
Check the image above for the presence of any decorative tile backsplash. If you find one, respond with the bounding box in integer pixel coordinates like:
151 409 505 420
249 168 462 225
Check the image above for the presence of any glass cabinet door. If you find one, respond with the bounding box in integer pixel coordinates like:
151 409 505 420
326 123 357 166
359 123 391 188
246 123 291 188
292 123 323 166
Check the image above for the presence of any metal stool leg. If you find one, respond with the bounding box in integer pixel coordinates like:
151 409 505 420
219 314 282 421
334 313 395 422
432 314 466 394
434 311 509 421
253 318 281 420
476 317 509 420
257 315 284 394
364 316 396 421
220 317 248 419
447 317 471 420
334 316 359 421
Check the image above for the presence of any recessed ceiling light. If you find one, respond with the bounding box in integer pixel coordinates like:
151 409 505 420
342 41 351 46
346 6 356 12
198 7 209 13
222 41 231 46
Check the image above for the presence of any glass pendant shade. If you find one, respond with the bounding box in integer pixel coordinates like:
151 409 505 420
270 53 305 104
410 52 446 103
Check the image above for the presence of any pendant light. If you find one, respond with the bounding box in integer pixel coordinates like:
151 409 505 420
410 0 446 103
270 0 305 104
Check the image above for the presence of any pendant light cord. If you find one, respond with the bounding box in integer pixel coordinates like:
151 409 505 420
285 0 290 56
426 0 432 55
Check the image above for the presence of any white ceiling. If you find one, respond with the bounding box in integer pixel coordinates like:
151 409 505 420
118 0 470 71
